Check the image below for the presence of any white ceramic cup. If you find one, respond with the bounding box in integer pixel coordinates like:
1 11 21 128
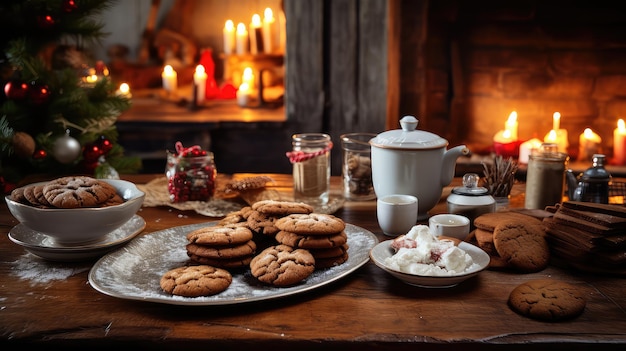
377 194 418 236
428 214 471 240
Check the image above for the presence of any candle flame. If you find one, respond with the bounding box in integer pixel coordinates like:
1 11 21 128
507 111 517 123
619 119 625 131
236 22 247 34
264 8 274 21
502 129 511 140
252 14 262 27
119 83 130 94
164 65 174 74
546 129 557 142
239 82 250 92
195 65 205 75
225 19 234 31
583 128 594 139
553 112 561 131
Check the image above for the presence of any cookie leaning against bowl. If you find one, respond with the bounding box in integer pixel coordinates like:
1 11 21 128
250 244 316 287
274 213 346 235
160 265 232 297
493 220 550 272
508 279 586 321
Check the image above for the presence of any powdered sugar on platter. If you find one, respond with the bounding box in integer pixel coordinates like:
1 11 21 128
88 222 378 305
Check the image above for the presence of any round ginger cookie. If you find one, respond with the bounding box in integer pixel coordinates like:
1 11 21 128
275 230 348 249
23 184 51 207
218 206 253 225
508 279 586 321
160 265 232 297
43 176 117 208
275 213 346 235
250 244 316 286
246 210 281 236
252 200 314 216
187 224 253 246
493 220 549 272
186 240 257 259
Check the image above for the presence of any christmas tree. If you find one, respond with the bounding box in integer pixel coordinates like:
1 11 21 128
0 0 141 194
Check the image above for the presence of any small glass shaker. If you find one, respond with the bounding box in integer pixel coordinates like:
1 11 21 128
447 173 496 228
575 154 611 204
525 143 569 210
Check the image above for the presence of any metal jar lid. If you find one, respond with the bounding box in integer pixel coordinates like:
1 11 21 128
369 116 448 150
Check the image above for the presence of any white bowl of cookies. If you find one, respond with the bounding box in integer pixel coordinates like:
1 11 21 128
5 176 145 245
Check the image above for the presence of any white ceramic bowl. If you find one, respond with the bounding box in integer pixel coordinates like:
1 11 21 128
369 240 490 288
5 179 145 245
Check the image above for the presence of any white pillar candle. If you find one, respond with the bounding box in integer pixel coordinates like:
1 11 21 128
235 22 248 55
242 67 255 88
614 118 626 165
249 14 263 55
193 65 207 104
161 65 177 93
237 82 250 107
223 20 235 54
518 138 543 164
578 128 602 162
262 8 276 54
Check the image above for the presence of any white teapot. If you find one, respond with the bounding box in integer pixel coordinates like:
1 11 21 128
369 116 470 220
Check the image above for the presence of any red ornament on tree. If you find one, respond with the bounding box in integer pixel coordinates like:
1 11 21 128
96 136 113 154
63 0 79 13
37 14 56 29
33 149 47 159
28 83 51 105
83 144 102 162
4 80 29 100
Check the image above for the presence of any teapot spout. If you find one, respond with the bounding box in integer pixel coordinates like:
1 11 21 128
441 145 471 187
566 169 580 200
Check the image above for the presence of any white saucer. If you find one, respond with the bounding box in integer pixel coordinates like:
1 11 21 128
8 215 146 262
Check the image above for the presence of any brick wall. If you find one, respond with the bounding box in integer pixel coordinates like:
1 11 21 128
420 0 626 160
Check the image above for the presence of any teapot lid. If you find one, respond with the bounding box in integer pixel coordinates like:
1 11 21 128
369 116 448 150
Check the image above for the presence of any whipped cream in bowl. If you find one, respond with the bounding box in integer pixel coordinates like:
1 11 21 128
369 225 490 288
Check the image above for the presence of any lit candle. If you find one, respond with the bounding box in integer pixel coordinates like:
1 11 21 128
237 82 250 107
544 112 569 153
262 8 276 54
518 138 543 164
249 14 263 55
223 20 235 54
578 128 602 162
278 8 286 53
242 67 255 88
116 83 131 98
614 118 626 165
505 111 518 140
235 22 248 55
193 65 207 104
161 65 177 93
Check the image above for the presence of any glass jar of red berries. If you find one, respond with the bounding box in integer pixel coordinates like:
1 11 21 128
165 142 217 203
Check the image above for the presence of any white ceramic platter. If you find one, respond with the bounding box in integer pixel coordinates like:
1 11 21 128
370 240 490 288
8 215 146 262
88 223 378 306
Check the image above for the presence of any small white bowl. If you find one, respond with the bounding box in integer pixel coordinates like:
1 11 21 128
369 240 490 288
428 213 471 240
5 179 145 245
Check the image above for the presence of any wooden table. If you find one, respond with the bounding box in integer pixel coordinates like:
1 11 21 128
1 174 625 350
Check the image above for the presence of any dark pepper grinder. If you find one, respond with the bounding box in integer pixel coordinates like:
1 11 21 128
577 154 611 204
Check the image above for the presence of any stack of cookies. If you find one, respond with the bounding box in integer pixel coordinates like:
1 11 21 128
471 211 549 272
186 224 257 270
273 213 350 269
544 201 626 274
10 176 123 208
